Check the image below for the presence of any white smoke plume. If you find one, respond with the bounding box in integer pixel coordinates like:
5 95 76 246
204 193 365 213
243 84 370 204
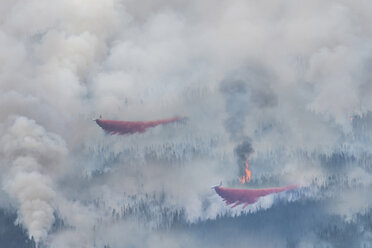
1 0 372 247
0 116 67 243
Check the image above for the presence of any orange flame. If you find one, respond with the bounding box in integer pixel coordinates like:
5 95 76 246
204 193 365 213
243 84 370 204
239 162 251 184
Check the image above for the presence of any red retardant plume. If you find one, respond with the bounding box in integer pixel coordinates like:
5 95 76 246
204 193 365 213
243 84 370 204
95 117 185 135
213 184 297 208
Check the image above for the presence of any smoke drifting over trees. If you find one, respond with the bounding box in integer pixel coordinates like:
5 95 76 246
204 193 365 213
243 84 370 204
1 0 372 247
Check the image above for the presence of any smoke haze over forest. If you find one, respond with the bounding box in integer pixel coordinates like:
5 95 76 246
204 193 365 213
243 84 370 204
1 0 372 247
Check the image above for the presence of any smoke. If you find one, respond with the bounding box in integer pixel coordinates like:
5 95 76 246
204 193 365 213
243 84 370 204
6 171 56 242
0 116 67 243
220 72 278 177
220 79 250 141
1 0 372 247
234 139 254 176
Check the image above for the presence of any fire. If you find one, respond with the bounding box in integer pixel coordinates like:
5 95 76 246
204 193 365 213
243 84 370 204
239 162 251 184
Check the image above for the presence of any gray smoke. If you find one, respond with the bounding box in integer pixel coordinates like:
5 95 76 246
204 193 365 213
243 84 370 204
0 116 67 243
234 139 254 175
1 0 372 247
220 74 275 177
220 79 250 141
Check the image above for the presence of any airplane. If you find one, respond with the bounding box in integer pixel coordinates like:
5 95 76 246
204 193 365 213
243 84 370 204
93 115 186 135
213 182 297 208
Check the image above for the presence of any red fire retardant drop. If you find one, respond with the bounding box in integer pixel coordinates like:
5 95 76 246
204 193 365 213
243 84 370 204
213 184 297 208
95 117 185 135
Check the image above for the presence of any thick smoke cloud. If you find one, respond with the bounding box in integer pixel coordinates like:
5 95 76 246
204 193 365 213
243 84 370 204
0 116 67 242
1 0 372 247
